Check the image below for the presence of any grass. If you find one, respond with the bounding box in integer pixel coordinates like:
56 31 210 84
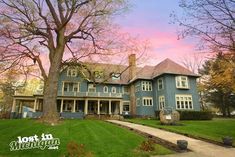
126 118 235 146
0 119 173 157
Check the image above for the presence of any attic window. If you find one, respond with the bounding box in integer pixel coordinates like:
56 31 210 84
111 73 121 80
94 71 104 79
67 68 77 77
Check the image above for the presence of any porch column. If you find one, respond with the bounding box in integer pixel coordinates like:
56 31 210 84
33 99 37 112
19 102 23 113
84 99 88 115
11 98 16 112
119 101 123 114
60 99 64 113
97 100 100 115
72 100 76 112
109 100 112 115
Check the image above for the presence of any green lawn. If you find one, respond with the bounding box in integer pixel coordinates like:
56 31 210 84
126 118 235 146
0 119 173 157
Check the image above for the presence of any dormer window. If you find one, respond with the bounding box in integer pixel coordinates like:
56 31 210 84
176 76 189 89
67 68 77 77
94 71 104 79
111 73 121 80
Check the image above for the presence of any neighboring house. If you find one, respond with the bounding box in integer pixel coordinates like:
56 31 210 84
11 54 200 118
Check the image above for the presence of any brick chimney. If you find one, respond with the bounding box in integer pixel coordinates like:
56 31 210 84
129 54 136 81
128 54 136 116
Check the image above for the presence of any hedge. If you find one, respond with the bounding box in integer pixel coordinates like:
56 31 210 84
155 110 213 120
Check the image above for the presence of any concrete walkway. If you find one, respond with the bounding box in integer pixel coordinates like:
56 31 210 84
107 120 235 157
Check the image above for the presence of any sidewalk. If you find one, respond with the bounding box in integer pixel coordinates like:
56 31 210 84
107 120 235 157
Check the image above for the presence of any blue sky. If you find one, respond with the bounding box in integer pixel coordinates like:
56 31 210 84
114 0 198 65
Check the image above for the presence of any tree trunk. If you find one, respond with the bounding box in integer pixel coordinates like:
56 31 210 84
41 66 60 124
221 95 226 117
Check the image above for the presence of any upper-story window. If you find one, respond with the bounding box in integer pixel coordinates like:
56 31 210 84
103 86 108 93
123 86 129 94
159 96 165 110
67 68 77 77
94 71 104 79
176 76 189 89
158 78 164 90
88 84 96 93
142 81 152 91
64 82 79 92
175 95 193 109
143 97 153 106
111 87 116 93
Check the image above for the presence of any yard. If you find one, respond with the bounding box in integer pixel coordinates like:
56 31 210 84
126 118 235 146
0 119 173 157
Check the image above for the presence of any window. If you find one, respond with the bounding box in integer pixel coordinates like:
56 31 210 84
143 97 153 106
142 81 152 91
94 71 104 79
111 73 121 80
176 76 189 89
111 87 116 93
123 86 129 94
158 78 164 90
123 101 130 112
88 84 96 92
64 82 79 92
175 95 193 109
159 96 165 110
103 86 108 93
67 68 77 77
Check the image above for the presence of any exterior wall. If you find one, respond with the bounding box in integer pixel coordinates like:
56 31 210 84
135 80 155 116
164 74 200 111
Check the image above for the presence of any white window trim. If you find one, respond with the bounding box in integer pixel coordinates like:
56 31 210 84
103 86 108 93
111 87 116 93
88 84 96 93
123 86 129 94
159 95 165 110
123 101 130 112
67 68 77 77
175 76 189 89
158 78 164 90
73 82 80 92
141 81 152 91
142 97 153 106
175 94 193 110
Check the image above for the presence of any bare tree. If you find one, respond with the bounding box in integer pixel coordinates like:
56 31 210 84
172 0 235 52
0 0 129 124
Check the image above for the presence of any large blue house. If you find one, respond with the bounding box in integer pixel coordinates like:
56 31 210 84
11 54 200 118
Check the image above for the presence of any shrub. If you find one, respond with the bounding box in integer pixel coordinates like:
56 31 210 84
154 110 160 120
139 139 155 152
177 110 213 120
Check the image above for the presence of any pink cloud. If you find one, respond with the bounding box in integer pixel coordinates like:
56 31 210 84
120 27 201 66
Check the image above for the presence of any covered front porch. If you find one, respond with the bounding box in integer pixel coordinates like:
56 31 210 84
58 99 122 115
11 96 123 119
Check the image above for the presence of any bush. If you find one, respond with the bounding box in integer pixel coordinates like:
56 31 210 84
139 139 155 152
177 110 213 120
154 110 160 120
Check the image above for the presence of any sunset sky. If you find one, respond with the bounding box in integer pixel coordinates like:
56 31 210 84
115 0 199 65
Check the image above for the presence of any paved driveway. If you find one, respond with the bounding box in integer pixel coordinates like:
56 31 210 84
107 120 235 157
